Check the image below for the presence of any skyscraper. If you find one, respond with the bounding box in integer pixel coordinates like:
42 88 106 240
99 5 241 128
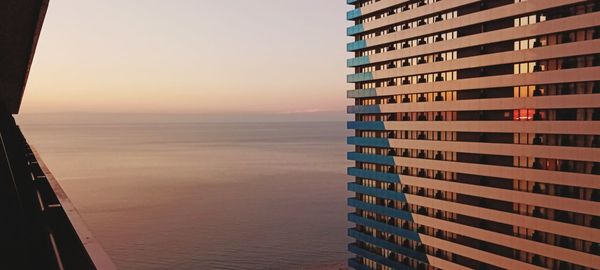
346 0 600 269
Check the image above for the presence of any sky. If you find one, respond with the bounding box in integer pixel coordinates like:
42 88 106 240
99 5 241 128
22 0 352 116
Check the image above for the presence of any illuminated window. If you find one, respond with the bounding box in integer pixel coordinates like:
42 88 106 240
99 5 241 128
513 86 538 97
513 109 538 121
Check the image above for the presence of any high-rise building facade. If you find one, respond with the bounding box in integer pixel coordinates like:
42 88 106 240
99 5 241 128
345 0 600 269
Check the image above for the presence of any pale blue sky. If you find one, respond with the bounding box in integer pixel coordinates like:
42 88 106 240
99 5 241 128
23 0 352 115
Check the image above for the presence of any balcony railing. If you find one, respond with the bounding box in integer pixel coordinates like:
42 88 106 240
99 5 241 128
0 113 115 270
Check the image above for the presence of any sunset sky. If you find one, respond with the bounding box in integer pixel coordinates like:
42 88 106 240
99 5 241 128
22 0 350 115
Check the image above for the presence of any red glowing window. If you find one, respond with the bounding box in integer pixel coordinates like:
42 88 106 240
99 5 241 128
514 109 535 121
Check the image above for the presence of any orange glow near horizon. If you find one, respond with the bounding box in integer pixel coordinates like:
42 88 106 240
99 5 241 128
22 0 351 115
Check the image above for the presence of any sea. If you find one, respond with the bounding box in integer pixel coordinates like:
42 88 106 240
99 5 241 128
17 114 352 270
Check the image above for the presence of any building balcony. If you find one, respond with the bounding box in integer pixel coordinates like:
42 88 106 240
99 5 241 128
348 243 415 270
348 228 429 263
0 113 114 270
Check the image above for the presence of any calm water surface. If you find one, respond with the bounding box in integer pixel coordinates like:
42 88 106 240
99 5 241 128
18 116 351 270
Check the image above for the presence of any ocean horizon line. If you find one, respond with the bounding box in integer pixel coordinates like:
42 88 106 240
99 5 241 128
16 111 351 125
